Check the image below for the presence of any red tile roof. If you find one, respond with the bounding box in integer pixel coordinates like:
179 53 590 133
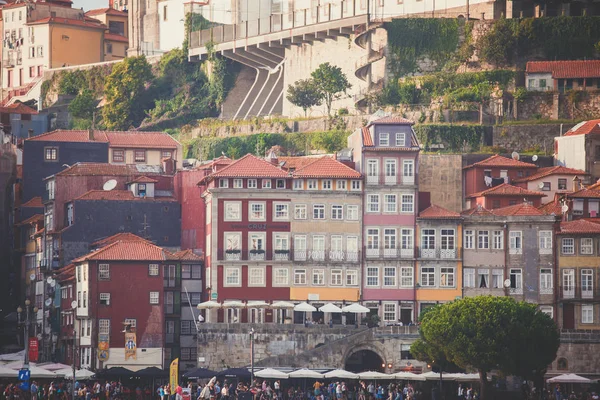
538 201 564 216
366 147 420 152
564 119 600 136
54 264 76 284
588 180 600 190
104 33 128 43
559 219 600 234
56 163 163 177
173 249 203 261
128 175 158 184
468 183 547 198
526 60 600 79
362 127 374 146
418 204 461 219
0 102 38 115
491 202 546 216
85 7 128 17
367 116 414 126
198 156 233 171
567 188 600 199
208 154 289 179
21 197 43 208
74 240 176 262
27 130 109 143
293 156 361 179
464 154 537 169
279 156 324 171
27 130 179 149
91 232 150 248
512 166 587 183
76 189 176 201
461 205 495 216
27 17 106 30
17 214 43 226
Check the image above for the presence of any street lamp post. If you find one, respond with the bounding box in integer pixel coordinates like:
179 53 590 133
17 299 39 370
71 300 78 400
249 328 255 385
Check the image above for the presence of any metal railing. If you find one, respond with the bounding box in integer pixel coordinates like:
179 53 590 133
418 247 462 260
189 0 365 49
220 248 360 263
365 247 414 259
365 174 417 186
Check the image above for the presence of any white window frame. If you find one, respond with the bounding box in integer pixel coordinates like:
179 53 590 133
509 231 523 254
562 238 575 255
149 291 159 304
400 267 413 287
401 194 414 213
351 180 361 191
581 238 594 255
224 201 242 222
464 230 474 249
366 267 379 286
336 180 347 190
225 267 241 286
99 264 110 280
540 268 553 293
248 267 265 286
249 202 266 221
539 231 553 254
99 319 110 335
99 292 110 305
233 178 243 188
383 302 397 322
224 232 242 251
273 268 289 286
313 204 325 219
273 202 290 221
247 179 257 188
294 204 307 220
493 230 504 250
379 132 390 146
478 231 489 249
346 270 358 286
384 194 397 213
262 179 272 189
312 269 325 286
366 228 379 250
331 269 343 286
219 179 229 188
293 179 303 190
367 194 380 213
582 269 593 294
307 179 318 190
346 205 359 220
396 132 406 147
149 264 159 276
440 267 455 287
322 180 332 190
421 267 435 287
248 232 266 253
383 267 397 287
464 268 475 288
294 269 307 285
331 205 344 220
582 304 594 324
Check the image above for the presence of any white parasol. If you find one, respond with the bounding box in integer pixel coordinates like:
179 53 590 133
547 374 592 383
222 300 246 308
271 301 295 309
324 369 359 379
55 368 96 380
288 369 324 379
420 371 457 381
393 372 427 381
294 302 317 312
358 371 394 380
319 303 343 313
197 301 221 309
341 303 370 313
247 301 269 308
255 368 289 379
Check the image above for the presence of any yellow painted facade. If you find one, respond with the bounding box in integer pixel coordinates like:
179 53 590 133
290 287 360 301
109 148 179 166
49 24 104 68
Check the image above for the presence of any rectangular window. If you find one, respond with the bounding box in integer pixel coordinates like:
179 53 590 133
384 228 397 250
421 267 435 286
540 269 553 292
383 303 396 322
581 238 594 255
224 202 241 221
313 204 325 219
331 205 343 220
225 268 240 285
249 232 265 253
384 267 396 286
134 150 146 162
346 205 359 220
367 228 379 250
98 264 110 280
582 269 594 294
539 231 553 254
379 133 389 146
384 194 397 213
366 267 379 286
294 269 306 285
331 269 343 286
219 179 229 188
112 149 124 162
274 268 288 285
478 231 489 249
262 179 271 189
161 150 172 159
367 194 380 212
249 268 265 286
582 305 594 324
247 179 257 188
464 268 475 288
99 319 110 335
351 180 361 191
99 293 110 305
563 269 575 297
366 159 379 183
421 229 435 249
464 230 474 249
233 179 243 188
440 267 455 287
149 264 159 276
293 180 303 190
401 228 413 250
385 159 397 184
249 202 265 221
493 230 503 250
83 291 87 307
400 267 413 287
403 160 414 179
441 229 455 250
562 238 575 255
44 147 58 161
307 179 318 190
492 269 503 288
149 292 159 304
276 179 285 189
510 269 522 290
396 132 405 146
401 194 414 212
322 180 332 190
273 202 289 220
336 180 347 190
478 269 489 288
346 270 358 286
294 204 307 220
312 269 324 285
558 179 567 190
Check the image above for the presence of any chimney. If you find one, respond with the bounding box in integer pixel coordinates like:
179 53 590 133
267 149 278 166
27 129 33 138
163 158 175 175
573 176 581 191
88 129 94 141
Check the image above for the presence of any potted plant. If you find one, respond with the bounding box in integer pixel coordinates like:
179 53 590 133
249 249 265 254
225 249 241 254
274 249 290 254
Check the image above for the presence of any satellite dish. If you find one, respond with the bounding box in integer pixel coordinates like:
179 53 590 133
44 298 52 307
562 204 570 213
50 281 56 288
30 273 36 281
71 300 78 309
532 155 538 162
46 277 54 284
538 182 545 189
103 179 118 191
504 279 512 288
511 151 520 161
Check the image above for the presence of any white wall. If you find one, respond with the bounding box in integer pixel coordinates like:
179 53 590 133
526 72 553 91
556 135 587 171
158 0 186 51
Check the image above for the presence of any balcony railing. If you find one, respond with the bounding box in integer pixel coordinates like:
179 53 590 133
365 174 417 186
249 251 266 261
562 288 575 299
225 250 241 261
384 175 396 185
418 247 461 260
273 250 290 261
509 287 524 295
582 290 593 299
366 247 414 259
294 249 361 263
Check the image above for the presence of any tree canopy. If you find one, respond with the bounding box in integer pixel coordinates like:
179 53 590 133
412 296 559 400
310 62 351 117
286 79 322 117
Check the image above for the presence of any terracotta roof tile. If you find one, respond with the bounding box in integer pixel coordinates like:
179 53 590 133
17 214 43 226
461 206 495 216
26 130 109 143
105 33 128 43
74 240 177 262
588 180 600 190
567 188 600 199
564 119 600 136
362 127 374 146
128 175 158 184
91 232 150 248
197 156 233 171
55 264 76 283
468 183 547 198
85 7 128 17
418 204 461 219
105 131 179 149
526 60 600 79
279 156 324 171
293 156 361 179
491 202 546 216
55 162 164 177
208 154 289 179
538 201 563 216
464 154 537 169
27 17 106 30
366 147 420 152
559 219 600 234
173 249 203 261
0 103 38 115
21 197 43 208
76 189 177 201
367 116 414 126
512 166 587 183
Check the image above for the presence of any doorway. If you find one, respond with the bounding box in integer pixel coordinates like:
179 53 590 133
562 303 574 329
345 350 384 373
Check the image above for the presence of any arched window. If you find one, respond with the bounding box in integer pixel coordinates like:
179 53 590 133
557 358 568 371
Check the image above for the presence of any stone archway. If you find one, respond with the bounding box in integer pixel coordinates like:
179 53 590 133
344 349 385 372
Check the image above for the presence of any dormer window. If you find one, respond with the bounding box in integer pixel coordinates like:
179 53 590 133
379 133 389 146
219 179 229 188
138 184 147 197
262 179 272 189
396 133 405 147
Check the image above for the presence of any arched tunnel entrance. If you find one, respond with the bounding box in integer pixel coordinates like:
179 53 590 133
344 349 385 373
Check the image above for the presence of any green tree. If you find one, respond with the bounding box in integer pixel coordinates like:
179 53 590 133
311 62 352 117
68 89 97 119
286 79 322 117
477 18 516 67
102 56 153 130
413 296 559 400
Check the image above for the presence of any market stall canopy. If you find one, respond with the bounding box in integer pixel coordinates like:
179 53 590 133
393 372 426 381
319 303 343 313
222 300 246 308
0 366 18 378
0 350 25 361
288 369 324 379
197 301 221 310
420 371 457 381
136 366 168 377
324 369 359 379
447 373 482 382
247 301 269 308
358 371 394 380
55 368 96 380
183 367 217 380
38 363 72 371
341 304 370 313
217 368 252 379
255 368 289 379
547 374 592 383
271 301 295 309
98 366 136 377
28 366 58 378
3 360 36 369
294 302 317 312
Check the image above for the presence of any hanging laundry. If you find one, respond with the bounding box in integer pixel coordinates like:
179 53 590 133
484 176 493 187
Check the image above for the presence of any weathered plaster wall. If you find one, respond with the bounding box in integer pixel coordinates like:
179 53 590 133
418 154 463 212
492 124 576 152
